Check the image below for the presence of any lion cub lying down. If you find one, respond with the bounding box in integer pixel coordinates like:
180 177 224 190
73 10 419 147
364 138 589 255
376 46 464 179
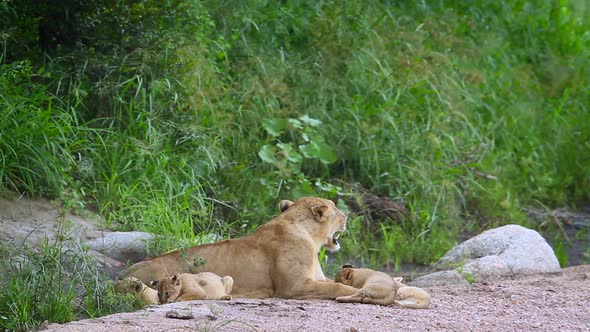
151 272 234 304
113 277 159 305
335 267 430 309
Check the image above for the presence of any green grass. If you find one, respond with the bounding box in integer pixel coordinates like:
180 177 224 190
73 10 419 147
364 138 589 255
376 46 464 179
0 238 144 331
0 0 589 327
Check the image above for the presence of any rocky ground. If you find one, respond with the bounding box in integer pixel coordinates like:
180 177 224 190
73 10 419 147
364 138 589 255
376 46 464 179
45 265 590 332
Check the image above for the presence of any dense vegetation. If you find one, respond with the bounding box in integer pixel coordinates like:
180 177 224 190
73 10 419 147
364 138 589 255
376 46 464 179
1 0 589 329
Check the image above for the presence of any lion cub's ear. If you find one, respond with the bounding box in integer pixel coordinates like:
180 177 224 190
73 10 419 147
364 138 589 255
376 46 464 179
150 280 159 287
172 274 180 285
279 200 294 212
393 277 404 286
132 281 143 292
311 204 329 221
344 268 354 280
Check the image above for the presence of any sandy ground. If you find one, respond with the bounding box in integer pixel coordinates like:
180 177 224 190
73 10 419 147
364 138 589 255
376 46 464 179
45 265 590 332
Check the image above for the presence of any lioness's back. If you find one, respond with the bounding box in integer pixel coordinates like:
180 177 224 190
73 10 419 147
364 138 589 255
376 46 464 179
123 226 275 295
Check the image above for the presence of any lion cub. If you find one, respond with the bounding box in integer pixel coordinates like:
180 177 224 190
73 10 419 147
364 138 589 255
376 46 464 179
152 272 234 304
335 266 430 309
113 277 159 305
392 276 431 309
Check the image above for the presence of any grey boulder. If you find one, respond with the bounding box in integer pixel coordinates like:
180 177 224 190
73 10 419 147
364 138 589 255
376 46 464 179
412 224 561 286
85 231 154 264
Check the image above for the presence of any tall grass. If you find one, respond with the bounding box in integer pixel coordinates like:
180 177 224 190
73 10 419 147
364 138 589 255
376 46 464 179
0 238 144 331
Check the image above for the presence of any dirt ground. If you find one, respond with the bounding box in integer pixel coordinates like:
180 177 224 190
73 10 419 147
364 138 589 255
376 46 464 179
45 265 590 332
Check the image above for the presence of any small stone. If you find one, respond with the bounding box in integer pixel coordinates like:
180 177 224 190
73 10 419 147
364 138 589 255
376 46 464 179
165 310 194 319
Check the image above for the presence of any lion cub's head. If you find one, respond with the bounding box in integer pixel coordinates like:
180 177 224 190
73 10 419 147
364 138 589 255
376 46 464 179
334 264 371 289
151 272 234 304
393 277 406 288
279 197 348 252
335 265 385 289
334 265 356 286
113 276 146 294
113 277 159 305
152 274 183 304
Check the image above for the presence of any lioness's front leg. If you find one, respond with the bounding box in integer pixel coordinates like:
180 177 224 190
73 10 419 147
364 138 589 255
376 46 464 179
282 279 358 300
274 251 357 299
336 289 368 303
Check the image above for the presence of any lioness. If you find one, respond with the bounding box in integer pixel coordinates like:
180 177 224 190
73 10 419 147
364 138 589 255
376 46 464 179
335 266 431 309
122 197 357 299
113 277 159 305
152 272 233 303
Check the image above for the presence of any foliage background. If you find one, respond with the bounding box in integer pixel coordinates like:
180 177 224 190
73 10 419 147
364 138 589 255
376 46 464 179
0 0 589 328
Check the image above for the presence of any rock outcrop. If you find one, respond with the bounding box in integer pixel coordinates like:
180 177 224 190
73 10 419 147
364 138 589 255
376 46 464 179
411 224 561 287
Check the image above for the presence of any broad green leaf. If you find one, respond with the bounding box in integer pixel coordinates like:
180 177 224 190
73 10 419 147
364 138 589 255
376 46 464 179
336 198 350 214
288 118 303 129
299 115 322 127
315 179 342 195
299 143 319 159
301 132 310 142
292 177 315 198
262 118 287 136
258 144 277 164
277 142 293 151
278 143 302 163
313 140 337 164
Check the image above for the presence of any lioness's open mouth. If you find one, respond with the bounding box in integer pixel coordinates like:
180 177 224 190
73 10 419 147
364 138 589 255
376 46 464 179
332 231 342 245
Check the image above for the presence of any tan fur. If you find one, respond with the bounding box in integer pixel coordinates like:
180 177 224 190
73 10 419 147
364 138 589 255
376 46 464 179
113 277 159 305
335 268 430 308
151 272 233 303
393 277 431 309
335 267 397 305
122 197 357 299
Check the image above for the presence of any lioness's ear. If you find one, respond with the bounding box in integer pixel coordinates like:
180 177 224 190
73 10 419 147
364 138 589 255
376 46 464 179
279 200 294 212
311 204 329 221
393 277 403 283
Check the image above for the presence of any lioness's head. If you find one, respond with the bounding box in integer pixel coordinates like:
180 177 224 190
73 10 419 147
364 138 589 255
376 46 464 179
151 275 182 304
280 197 347 253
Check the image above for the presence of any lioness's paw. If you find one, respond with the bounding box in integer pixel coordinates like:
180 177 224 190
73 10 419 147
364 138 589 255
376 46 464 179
336 295 353 302
336 292 364 303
